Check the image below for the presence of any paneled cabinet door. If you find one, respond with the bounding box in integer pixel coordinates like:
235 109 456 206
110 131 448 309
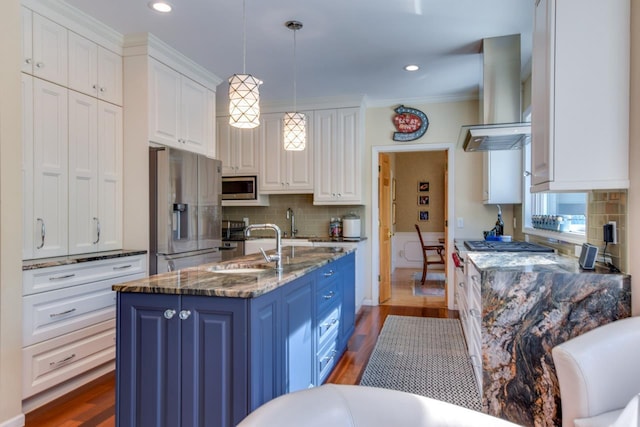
22 74 34 260
21 7 33 74
216 118 260 175
97 47 123 106
180 77 211 155
31 13 67 86
149 58 181 148
32 78 68 258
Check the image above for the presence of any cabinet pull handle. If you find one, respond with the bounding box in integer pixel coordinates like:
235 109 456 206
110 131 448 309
35 62 44 68
36 218 45 249
50 353 76 367
113 264 132 270
99 87 106 93
322 318 338 329
323 270 334 277
179 310 191 320
322 350 338 363
323 291 335 300
25 58 32 64
93 217 100 244
469 308 481 318
458 282 464 288
164 309 176 319
50 308 76 318
92 84 98 90
49 273 76 281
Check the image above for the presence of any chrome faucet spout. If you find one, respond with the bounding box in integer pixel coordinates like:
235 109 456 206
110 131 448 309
244 224 283 272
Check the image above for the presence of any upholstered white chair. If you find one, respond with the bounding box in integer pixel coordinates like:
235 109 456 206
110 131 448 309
552 316 640 427
237 384 522 427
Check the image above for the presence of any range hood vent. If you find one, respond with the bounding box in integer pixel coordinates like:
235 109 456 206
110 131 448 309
461 34 529 152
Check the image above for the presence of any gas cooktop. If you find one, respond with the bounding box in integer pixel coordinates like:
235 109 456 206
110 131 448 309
464 240 554 253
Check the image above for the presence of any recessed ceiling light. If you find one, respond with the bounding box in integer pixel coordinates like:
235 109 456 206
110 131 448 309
148 1 172 13
404 64 420 72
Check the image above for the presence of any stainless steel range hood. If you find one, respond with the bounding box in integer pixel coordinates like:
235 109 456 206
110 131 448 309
461 34 530 152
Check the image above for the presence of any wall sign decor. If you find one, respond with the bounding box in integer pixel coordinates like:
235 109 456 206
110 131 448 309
418 195 429 206
392 105 429 142
418 181 429 192
419 211 429 221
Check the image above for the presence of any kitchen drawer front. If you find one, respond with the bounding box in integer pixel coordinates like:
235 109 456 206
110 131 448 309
23 273 143 346
317 339 339 384
317 304 341 348
316 278 341 314
315 262 340 289
23 319 116 398
23 255 146 295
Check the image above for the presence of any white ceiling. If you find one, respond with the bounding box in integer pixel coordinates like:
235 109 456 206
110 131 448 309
63 0 534 108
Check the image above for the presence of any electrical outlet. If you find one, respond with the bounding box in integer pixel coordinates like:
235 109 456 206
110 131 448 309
457 217 464 228
608 221 617 244
513 217 517 229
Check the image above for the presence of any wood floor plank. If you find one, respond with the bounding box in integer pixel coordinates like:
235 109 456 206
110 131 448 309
25 268 456 426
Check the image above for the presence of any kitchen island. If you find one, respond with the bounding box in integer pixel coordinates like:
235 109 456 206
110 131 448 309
461 252 631 427
113 246 355 427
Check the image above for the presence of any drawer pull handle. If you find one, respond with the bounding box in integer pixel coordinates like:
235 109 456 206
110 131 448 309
37 218 45 249
49 273 76 281
179 310 191 320
113 264 132 270
458 282 464 288
471 275 480 284
323 291 335 300
164 309 176 319
50 308 76 318
50 353 76 367
469 308 481 317
322 350 338 363
323 270 335 277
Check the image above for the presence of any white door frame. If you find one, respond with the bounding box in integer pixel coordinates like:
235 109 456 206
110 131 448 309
370 143 456 309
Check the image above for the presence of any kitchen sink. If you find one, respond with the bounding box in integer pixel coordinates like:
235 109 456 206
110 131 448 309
211 268 270 274
207 263 274 274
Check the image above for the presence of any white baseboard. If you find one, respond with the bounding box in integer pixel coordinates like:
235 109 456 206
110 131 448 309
0 414 25 427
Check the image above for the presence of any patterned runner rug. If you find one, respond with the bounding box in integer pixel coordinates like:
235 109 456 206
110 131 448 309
412 272 445 296
359 315 482 411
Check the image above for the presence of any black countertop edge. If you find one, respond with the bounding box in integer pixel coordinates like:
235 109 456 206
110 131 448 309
23 249 148 271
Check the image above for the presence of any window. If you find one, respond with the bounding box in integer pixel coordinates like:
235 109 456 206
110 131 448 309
522 139 587 240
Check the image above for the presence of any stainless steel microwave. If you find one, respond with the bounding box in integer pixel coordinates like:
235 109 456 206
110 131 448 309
222 176 257 200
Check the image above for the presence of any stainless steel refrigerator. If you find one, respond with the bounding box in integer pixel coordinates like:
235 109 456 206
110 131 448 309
149 147 222 274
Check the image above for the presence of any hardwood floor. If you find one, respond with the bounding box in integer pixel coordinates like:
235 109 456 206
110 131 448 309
25 269 458 427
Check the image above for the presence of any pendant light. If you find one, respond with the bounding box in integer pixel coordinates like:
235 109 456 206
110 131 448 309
229 0 261 129
283 20 306 151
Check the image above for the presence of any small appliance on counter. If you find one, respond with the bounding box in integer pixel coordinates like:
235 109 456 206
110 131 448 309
220 220 246 261
342 213 361 238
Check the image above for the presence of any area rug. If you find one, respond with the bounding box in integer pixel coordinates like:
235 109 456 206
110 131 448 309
412 272 445 297
359 315 482 411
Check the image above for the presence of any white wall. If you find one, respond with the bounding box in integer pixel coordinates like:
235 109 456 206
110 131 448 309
629 2 639 315
0 0 26 425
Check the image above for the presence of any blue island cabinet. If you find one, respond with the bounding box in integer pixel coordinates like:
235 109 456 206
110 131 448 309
116 252 355 427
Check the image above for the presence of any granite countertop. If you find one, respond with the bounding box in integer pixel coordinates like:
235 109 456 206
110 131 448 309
113 246 353 298
246 236 367 242
466 251 626 275
23 249 148 271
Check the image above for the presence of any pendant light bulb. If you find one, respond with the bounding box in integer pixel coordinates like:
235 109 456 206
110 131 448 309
283 20 306 151
229 0 261 129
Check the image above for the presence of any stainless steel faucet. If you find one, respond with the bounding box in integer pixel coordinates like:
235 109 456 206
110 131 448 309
244 223 283 272
286 207 298 238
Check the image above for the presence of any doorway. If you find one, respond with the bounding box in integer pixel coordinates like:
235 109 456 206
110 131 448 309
371 143 455 309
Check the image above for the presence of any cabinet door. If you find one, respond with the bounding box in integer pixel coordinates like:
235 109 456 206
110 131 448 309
282 276 315 392
21 7 33 74
313 109 336 202
33 78 68 258
531 0 553 187
68 32 98 98
335 108 361 202
483 150 522 204
97 47 123 106
68 91 99 255
117 293 181 427
287 111 314 192
32 13 67 86
260 113 287 192
339 253 356 351
181 296 248 427
149 58 181 148
22 74 34 260
249 289 282 411
181 77 209 155
97 101 123 251
216 118 235 174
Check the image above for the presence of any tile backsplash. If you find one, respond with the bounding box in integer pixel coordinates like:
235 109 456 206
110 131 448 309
223 194 365 238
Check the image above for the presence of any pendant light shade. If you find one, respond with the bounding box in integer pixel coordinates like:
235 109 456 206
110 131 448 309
283 112 306 150
229 74 261 128
283 20 305 151
229 0 261 129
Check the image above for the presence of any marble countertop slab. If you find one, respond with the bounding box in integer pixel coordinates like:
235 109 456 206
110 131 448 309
22 249 148 271
113 246 353 298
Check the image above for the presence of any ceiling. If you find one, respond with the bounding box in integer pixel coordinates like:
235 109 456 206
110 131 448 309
63 0 534 108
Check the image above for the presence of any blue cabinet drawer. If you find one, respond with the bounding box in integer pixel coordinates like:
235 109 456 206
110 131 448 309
315 263 339 288
315 280 340 313
317 339 339 384
317 304 340 346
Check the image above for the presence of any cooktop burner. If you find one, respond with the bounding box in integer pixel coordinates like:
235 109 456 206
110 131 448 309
464 240 554 252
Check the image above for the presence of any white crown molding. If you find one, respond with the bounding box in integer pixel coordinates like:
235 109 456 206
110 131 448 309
123 33 222 90
22 0 123 54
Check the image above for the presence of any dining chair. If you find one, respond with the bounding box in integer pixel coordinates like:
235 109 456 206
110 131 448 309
414 224 445 285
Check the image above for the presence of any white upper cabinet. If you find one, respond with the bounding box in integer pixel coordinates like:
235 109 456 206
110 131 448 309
259 112 313 194
531 0 630 192
22 74 35 260
68 32 123 106
313 108 362 205
148 57 215 157
21 6 33 74
216 118 260 175
31 12 68 86
483 150 522 204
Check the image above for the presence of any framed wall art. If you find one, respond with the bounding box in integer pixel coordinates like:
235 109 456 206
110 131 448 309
418 181 429 192
419 211 429 221
418 195 429 206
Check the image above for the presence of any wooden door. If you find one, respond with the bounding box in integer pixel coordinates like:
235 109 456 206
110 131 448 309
443 155 449 301
378 153 391 303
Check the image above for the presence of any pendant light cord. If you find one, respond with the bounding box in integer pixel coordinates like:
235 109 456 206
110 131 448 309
242 0 247 74
293 27 297 113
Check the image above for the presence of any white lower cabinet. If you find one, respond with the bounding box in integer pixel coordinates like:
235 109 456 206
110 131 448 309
22 255 146 399
459 258 482 394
